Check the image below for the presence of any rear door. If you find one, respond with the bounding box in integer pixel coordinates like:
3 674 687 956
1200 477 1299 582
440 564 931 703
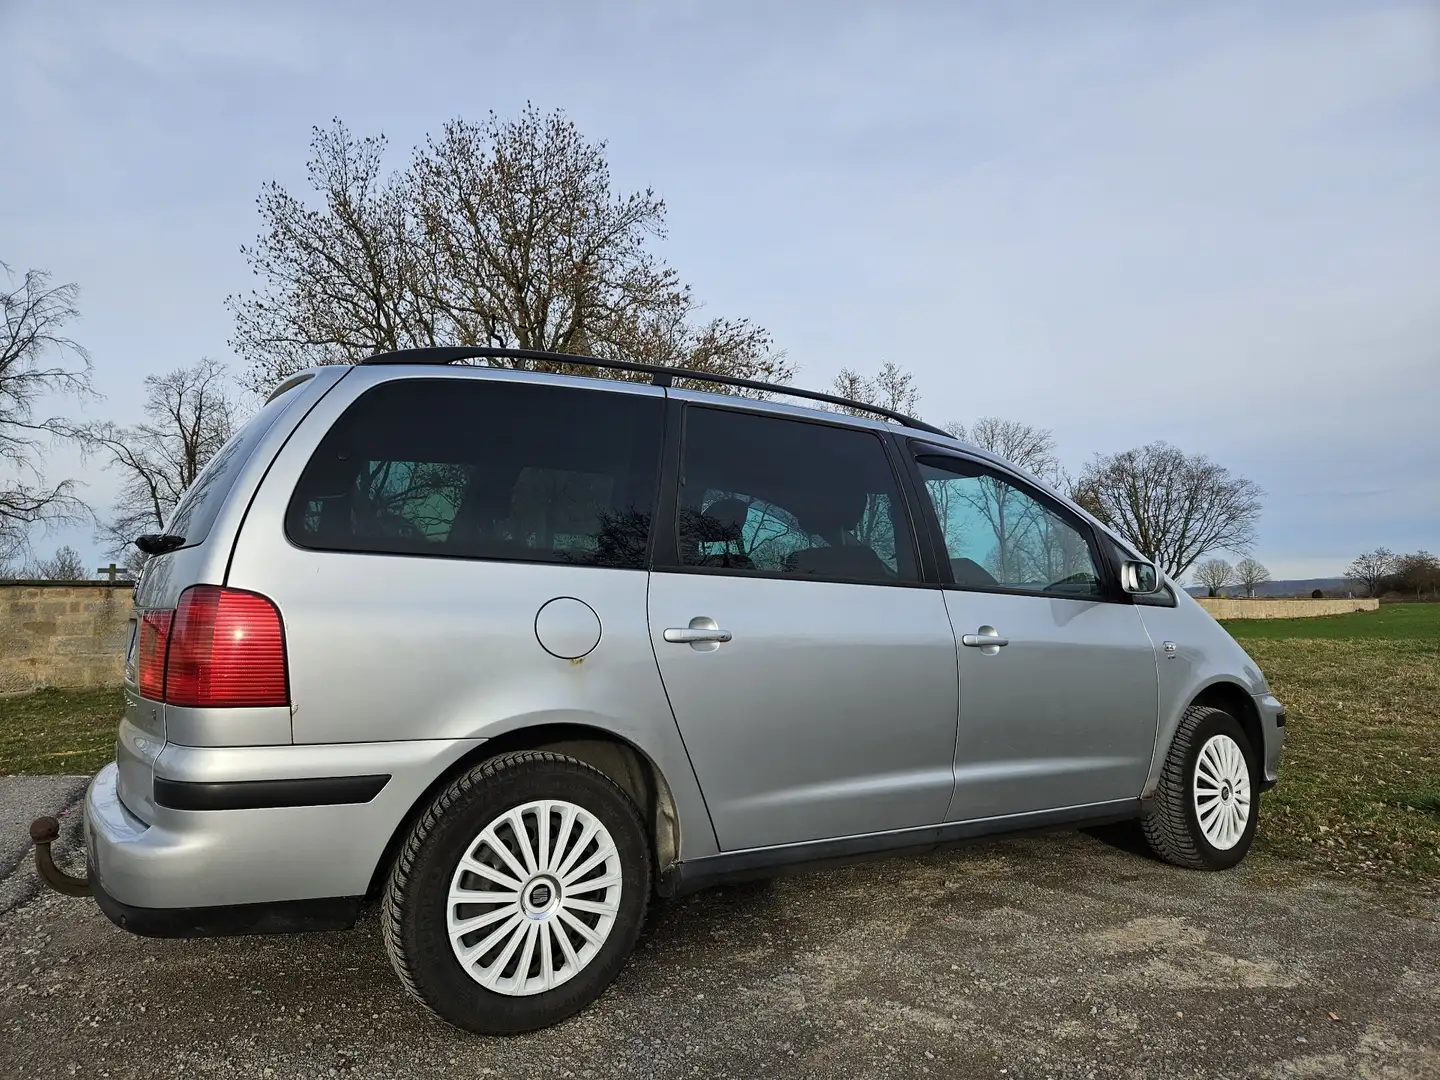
906 450 1160 821
647 404 960 851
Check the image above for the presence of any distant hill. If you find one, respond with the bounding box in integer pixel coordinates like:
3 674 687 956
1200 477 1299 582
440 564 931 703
1184 577 1357 598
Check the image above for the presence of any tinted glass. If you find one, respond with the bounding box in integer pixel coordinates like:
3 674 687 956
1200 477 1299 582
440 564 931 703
918 457 1103 597
677 408 917 584
287 379 663 568
165 386 305 549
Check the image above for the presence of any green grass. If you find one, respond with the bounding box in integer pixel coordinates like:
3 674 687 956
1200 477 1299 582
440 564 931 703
1221 601 1440 641
0 688 124 776
1227 605 1440 893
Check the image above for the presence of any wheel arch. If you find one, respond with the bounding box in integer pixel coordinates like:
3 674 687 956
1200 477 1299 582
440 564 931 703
366 723 682 899
1187 681 1263 768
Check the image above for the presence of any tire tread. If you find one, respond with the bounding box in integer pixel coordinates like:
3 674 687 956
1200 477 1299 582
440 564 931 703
380 750 648 1024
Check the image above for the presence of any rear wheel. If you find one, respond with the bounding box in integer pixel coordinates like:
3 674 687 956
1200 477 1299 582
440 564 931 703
382 751 650 1034
1142 705 1258 870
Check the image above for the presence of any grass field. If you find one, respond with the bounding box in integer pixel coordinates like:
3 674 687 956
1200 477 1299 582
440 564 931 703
2 605 1436 892
1220 600 1440 641
1223 603 1440 891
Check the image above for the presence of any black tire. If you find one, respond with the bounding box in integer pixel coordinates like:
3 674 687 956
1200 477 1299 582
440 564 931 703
1141 705 1259 870
382 751 651 1035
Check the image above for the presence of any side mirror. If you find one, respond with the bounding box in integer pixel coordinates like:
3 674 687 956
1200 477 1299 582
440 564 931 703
1120 559 1162 594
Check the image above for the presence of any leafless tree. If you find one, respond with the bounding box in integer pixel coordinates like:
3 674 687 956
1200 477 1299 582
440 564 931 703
944 417 1060 481
1394 550 1440 600
1074 442 1262 578
1233 557 1270 598
79 358 239 565
1345 548 1397 598
229 109 789 394
830 361 920 418
1 262 94 559
1193 558 1235 598
28 544 88 580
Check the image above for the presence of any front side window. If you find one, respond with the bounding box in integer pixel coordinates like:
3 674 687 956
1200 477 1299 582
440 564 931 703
287 379 663 569
917 456 1104 597
676 408 917 585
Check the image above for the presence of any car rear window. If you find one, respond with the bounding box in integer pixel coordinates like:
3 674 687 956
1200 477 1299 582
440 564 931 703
163 384 308 549
285 378 665 569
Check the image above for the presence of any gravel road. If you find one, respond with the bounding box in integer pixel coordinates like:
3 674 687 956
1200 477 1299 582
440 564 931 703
2 800 1436 1080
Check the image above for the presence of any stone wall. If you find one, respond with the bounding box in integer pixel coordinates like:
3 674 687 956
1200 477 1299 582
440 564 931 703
1196 597 1379 620
0 583 136 694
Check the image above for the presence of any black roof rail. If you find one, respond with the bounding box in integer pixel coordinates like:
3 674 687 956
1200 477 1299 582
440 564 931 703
359 346 951 437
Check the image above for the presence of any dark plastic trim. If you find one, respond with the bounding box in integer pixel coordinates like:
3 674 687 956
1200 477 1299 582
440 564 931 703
358 345 952 437
90 874 362 938
1275 711 1287 727
153 774 390 811
657 798 1144 897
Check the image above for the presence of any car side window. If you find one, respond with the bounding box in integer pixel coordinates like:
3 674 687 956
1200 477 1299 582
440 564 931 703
676 408 918 585
286 378 663 569
916 456 1104 598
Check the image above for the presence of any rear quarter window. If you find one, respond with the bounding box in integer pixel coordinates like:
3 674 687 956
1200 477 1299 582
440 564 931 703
163 385 308 549
285 378 665 569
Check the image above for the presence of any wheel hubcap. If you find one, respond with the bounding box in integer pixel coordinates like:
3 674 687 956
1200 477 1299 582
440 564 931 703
1193 734 1252 850
447 800 622 997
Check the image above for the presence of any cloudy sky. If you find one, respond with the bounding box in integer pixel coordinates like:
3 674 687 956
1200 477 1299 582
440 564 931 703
2 0 1436 580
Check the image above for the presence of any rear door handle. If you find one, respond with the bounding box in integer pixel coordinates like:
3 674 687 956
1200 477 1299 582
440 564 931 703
961 626 1008 651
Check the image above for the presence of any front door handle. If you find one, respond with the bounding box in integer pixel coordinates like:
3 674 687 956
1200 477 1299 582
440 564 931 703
961 625 1008 653
663 616 732 651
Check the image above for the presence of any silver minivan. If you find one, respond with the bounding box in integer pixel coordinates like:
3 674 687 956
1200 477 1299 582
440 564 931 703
75 347 1284 1034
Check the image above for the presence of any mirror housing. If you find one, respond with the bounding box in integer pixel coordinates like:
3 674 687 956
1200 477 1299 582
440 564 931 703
1120 559 1162 594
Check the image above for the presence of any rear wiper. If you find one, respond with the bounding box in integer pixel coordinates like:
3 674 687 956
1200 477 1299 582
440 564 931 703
134 534 186 556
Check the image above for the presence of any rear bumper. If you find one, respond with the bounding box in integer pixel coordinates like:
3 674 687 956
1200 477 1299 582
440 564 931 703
88 863 360 938
85 736 483 918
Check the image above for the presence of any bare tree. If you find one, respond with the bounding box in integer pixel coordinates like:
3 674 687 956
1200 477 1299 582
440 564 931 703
229 109 789 394
79 359 239 564
28 544 88 580
1074 442 1262 577
2 262 94 559
1346 548 1397 598
1233 557 1270 598
945 417 1060 481
1394 550 1440 600
1193 558 1235 598
830 361 919 417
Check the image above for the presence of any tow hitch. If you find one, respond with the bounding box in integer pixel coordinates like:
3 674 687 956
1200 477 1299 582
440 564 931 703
30 816 91 897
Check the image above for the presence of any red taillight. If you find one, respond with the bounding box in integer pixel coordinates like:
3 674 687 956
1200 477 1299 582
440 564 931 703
136 610 172 699
141 586 289 708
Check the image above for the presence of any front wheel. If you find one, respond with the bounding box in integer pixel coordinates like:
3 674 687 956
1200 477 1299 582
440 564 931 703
382 751 651 1034
1142 705 1258 870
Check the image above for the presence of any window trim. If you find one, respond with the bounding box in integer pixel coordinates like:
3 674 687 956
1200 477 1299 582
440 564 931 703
282 376 665 571
900 443 1126 603
650 402 927 588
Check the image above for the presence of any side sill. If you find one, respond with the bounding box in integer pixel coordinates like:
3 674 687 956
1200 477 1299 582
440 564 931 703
153 774 390 811
658 798 1143 898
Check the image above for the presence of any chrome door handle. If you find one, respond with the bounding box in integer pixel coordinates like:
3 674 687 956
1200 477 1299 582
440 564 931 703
663 616 732 651
663 628 733 644
961 626 1009 652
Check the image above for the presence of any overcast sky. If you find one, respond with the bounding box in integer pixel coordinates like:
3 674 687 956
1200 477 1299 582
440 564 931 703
3 0 1436 580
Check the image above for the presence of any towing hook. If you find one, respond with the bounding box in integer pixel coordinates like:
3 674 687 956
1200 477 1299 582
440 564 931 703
30 816 91 897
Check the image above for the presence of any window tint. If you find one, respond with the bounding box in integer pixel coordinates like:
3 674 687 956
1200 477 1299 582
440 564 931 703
287 379 663 568
677 408 917 584
165 387 305 549
918 457 1103 597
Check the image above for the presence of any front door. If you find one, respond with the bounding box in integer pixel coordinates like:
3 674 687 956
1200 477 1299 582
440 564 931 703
909 452 1160 821
648 405 960 851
